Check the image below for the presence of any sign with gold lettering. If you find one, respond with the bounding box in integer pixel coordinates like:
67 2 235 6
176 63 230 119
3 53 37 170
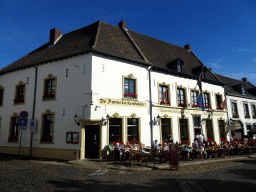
98 98 147 108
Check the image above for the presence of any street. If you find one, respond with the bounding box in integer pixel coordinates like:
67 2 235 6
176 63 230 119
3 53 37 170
0 154 256 192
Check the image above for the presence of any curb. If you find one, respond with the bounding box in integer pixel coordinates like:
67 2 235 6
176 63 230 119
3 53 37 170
67 154 256 171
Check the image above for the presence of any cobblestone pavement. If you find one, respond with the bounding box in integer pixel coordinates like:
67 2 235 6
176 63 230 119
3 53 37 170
0 153 256 191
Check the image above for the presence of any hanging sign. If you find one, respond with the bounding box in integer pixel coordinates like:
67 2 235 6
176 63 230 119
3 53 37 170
169 144 178 170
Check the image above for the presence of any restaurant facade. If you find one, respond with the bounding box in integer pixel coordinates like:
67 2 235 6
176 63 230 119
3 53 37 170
0 20 228 160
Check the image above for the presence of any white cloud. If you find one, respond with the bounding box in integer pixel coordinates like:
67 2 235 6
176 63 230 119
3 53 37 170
209 62 221 69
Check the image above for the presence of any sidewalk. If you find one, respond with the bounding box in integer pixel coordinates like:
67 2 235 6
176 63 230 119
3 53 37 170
67 154 256 171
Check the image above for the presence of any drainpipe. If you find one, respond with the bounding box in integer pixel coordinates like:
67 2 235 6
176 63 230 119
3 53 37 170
148 65 153 149
29 66 38 157
224 87 230 141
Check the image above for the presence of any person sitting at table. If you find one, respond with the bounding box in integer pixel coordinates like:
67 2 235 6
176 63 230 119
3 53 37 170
196 143 207 157
181 144 190 160
192 140 198 149
154 140 160 150
108 142 113 153
126 141 131 149
114 143 122 160
163 143 169 150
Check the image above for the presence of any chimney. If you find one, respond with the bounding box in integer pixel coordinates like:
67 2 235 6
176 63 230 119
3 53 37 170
184 44 191 52
50 28 62 44
118 20 127 28
242 77 248 83
209 68 212 72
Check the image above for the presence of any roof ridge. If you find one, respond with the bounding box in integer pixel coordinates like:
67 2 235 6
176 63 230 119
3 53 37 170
91 20 101 49
127 28 186 50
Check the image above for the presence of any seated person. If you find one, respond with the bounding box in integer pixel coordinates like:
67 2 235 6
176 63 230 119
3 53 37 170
154 140 160 150
114 143 122 156
196 143 207 157
108 142 113 153
126 141 131 149
192 140 198 149
163 143 169 150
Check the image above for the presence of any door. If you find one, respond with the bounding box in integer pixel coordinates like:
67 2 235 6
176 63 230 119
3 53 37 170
85 125 100 158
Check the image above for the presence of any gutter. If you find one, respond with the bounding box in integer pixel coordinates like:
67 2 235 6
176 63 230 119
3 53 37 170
29 65 38 157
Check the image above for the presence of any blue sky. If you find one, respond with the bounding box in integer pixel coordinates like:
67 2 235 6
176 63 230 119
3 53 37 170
1 0 256 85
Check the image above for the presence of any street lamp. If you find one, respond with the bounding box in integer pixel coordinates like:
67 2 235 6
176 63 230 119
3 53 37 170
74 114 80 126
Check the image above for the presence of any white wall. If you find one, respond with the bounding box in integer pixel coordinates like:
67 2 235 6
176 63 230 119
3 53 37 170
0 53 93 149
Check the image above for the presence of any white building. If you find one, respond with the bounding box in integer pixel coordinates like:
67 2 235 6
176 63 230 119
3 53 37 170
0 21 227 160
216 74 256 140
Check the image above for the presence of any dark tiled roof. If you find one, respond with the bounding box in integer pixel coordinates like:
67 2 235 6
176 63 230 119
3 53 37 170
215 74 256 99
0 20 223 85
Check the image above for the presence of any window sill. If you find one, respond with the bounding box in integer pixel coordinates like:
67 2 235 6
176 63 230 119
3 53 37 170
42 98 56 102
160 103 170 106
7 141 19 143
39 142 54 144
13 103 25 106
122 98 138 102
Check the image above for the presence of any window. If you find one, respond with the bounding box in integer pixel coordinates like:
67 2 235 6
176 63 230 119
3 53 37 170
127 118 139 142
159 85 169 105
177 88 186 106
42 74 57 101
8 116 19 142
180 119 189 141
206 120 214 140
193 116 201 135
231 102 239 118
124 76 137 99
177 63 182 72
216 94 223 109
201 68 205 79
247 125 252 132
161 118 171 141
244 103 250 118
191 90 199 107
219 120 226 140
66 132 79 144
14 82 25 105
252 105 256 119
203 92 211 108
40 111 54 143
0 88 3 106
241 85 245 95
109 118 122 143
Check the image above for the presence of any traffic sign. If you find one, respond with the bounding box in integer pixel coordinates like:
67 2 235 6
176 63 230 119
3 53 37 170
18 118 28 129
29 119 36 132
20 111 28 118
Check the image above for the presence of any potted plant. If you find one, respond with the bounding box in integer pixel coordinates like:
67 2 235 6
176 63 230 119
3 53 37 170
13 97 24 104
253 115 256 119
40 136 52 142
192 104 200 108
245 114 250 118
205 105 211 108
160 101 170 105
217 106 224 110
179 103 187 107
233 114 239 118
181 140 190 145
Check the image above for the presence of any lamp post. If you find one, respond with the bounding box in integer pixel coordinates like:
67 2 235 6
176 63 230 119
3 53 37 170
74 114 80 126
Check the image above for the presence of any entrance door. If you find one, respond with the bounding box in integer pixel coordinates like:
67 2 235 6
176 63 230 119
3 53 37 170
85 125 100 158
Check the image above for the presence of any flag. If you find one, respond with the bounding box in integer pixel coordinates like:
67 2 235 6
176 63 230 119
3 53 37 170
221 99 226 110
197 65 204 111
197 93 205 111
163 90 167 104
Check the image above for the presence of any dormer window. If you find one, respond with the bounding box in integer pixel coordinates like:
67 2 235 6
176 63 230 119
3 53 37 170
177 64 182 72
176 58 184 73
241 85 245 95
201 68 205 79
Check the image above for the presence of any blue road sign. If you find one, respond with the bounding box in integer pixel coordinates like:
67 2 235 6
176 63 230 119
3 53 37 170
30 120 35 127
18 118 28 128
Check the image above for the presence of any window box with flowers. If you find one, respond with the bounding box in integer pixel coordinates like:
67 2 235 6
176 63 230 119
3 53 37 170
13 97 24 104
220 138 227 141
245 114 250 119
207 138 214 142
8 135 18 142
179 103 187 107
124 93 137 99
233 114 239 118
205 105 211 109
112 141 123 145
40 136 53 143
129 140 140 144
217 106 224 110
192 104 200 108
181 140 190 145
43 94 55 100
160 101 170 105
253 115 256 119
